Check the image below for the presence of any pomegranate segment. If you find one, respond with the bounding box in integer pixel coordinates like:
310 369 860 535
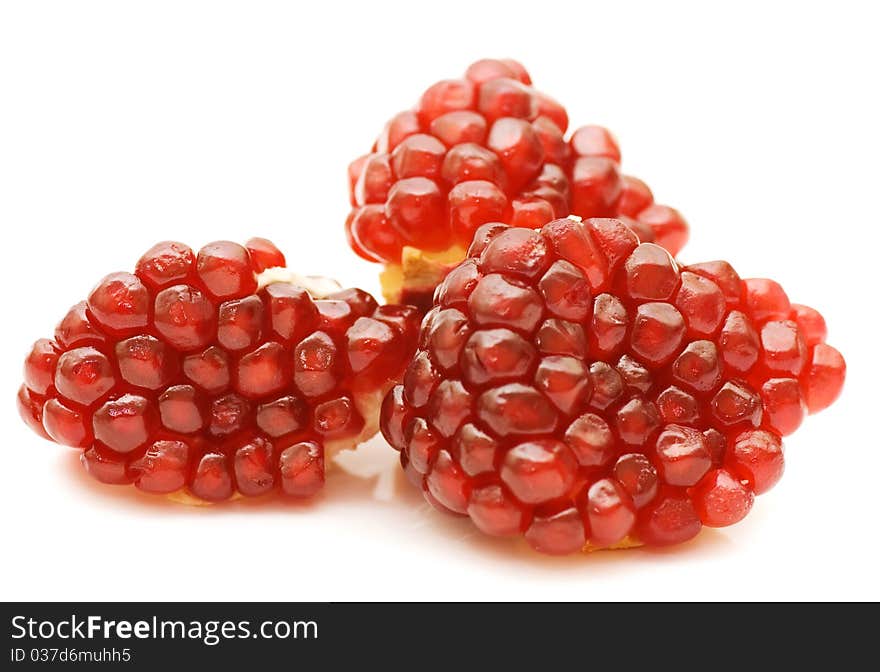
346 58 690 310
381 218 845 554
19 239 419 502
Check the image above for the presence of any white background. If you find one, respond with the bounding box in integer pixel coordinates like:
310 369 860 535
1 0 877 601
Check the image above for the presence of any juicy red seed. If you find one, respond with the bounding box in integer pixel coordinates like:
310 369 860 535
17 385 49 439
386 177 448 249
655 424 712 487
636 489 702 546
467 484 526 536
135 241 195 290
263 283 318 343
294 331 338 398
803 343 845 413
234 437 275 497
158 385 204 433
81 445 132 485
619 176 654 216
692 468 754 527
500 439 576 503
196 241 257 300
565 412 615 467
790 304 827 346
153 284 216 352
256 395 307 438
376 110 420 154
183 346 230 394
381 216 843 553
441 143 505 186
744 278 791 323
313 396 363 438
237 342 290 398
355 154 393 206
729 429 784 495
191 453 234 501
392 133 447 180
131 440 190 494
525 507 586 555
487 118 544 193
87 272 150 334
426 450 470 513
478 77 536 122
55 301 106 348
465 58 521 85
636 205 689 257
570 157 622 219
92 394 157 454
570 125 621 161
209 393 252 436
587 478 636 546
430 110 488 147
448 180 508 241
54 346 116 406
613 453 659 509
116 335 178 390
279 440 324 497
217 295 264 351
244 237 286 272
418 79 475 126
43 398 89 447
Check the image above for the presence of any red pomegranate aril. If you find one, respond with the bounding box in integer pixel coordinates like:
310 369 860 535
87 272 150 335
613 453 659 509
81 445 132 485
158 385 204 434
430 110 488 147
730 429 784 495
448 180 509 240
467 484 526 536
24 339 60 395
279 441 324 497
477 77 537 122
803 343 845 413
635 205 688 257
131 440 190 494
587 478 636 546
392 134 447 180
570 125 621 162
237 341 289 398
692 468 754 527
313 396 363 438
386 177 448 249
263 283 318 343
355 154 393 206
525 507 586 555
570 157 622 218
17 386 49 439
256 395 307 437
208 393 251 437
487 118 544 193
54 346 115 406
376 110 420 154
382 216 844 553
190 453 234 501
244 237 286 272
43 398 89 447
619 175 654 216
183 346 230 394
234 436 275 497
93 394 157 454
636 489 702 546
217 295 264 351
196 241 257 300
744 278 791 323
55 301 106 348
441 143 505 186
154 284 216 352
116 335 178 390
135 241 195 290
790 304 827 346
418 79 475 126
465 58 526 85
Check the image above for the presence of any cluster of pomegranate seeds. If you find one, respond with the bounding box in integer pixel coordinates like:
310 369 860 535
345 58 689 309
380 217 845 554
18 238 419 502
